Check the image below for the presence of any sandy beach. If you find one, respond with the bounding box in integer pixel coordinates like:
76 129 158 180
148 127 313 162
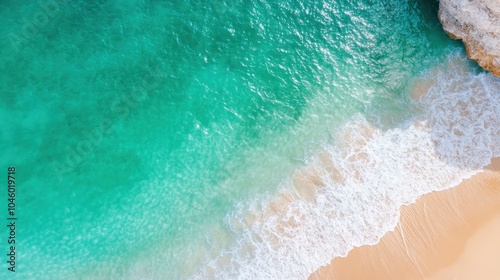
428 206 500 280
309 157 500 280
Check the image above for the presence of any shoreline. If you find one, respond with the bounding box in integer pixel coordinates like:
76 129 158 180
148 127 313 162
309 53 500 279
308 158 500 279
190 52 500 279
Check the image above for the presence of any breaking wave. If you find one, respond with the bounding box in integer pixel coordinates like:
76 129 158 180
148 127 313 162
190 53 500 279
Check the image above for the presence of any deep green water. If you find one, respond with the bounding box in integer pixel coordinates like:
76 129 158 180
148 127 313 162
0 0 463 279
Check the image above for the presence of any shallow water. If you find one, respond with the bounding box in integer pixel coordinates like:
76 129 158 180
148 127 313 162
0 0 497 279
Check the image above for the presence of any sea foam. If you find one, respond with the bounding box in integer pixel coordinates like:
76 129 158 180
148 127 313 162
190 53 500 279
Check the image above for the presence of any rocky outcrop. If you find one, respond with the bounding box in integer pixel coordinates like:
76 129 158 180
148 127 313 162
439 0 500 77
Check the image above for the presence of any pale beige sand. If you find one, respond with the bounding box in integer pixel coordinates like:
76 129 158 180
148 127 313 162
428 211 500 280
309 157 500 280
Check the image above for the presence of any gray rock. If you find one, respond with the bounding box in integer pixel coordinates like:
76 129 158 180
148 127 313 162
439 0 500 77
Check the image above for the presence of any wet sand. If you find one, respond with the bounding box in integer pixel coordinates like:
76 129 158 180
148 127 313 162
309 157 500 280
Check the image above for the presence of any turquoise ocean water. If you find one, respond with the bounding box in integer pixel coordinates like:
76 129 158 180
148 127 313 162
1 0 499 279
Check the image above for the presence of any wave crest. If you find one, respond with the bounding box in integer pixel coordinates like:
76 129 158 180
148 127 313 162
190 53 500 280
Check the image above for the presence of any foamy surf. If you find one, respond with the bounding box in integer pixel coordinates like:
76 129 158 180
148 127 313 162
189 52 500 280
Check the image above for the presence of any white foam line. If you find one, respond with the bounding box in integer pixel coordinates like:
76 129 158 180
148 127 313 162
190 53 500 280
